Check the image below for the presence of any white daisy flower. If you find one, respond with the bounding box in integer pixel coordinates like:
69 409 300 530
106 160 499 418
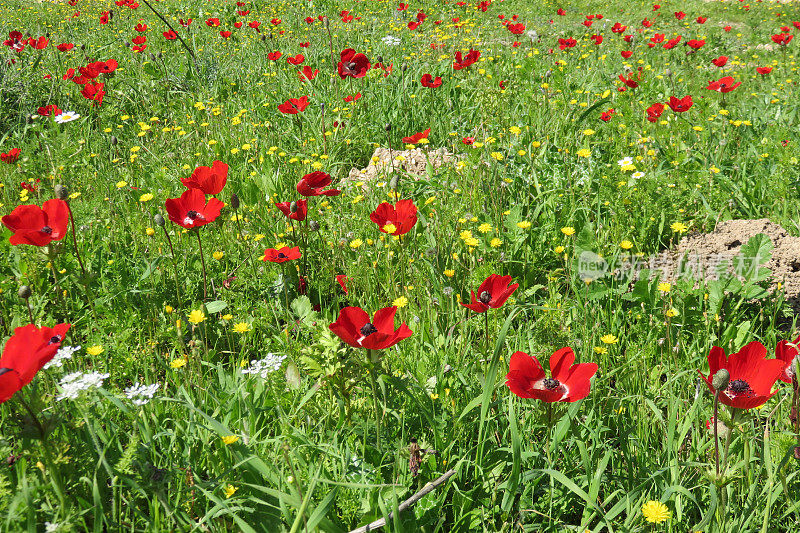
55 111 80 124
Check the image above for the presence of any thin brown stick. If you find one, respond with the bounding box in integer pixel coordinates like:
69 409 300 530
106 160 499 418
139 0 198 67
348 469 456 533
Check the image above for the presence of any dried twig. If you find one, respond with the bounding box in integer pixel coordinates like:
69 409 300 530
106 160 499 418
348 469 456 533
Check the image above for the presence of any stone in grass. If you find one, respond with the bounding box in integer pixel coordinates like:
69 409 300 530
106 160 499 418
347 146 461 186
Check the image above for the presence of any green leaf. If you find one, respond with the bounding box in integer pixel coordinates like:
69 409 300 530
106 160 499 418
205 300 228 314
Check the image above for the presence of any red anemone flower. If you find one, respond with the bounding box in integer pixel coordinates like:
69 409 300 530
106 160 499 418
297 171 340 197
618 74 638 88
329 306 412 351
336 274 349 294
287 53 305 65
275 199 308 221
699 342 787 410
261 246 301 263
667 95 693 113
1 148 21 163
420 73 442 87
278 95 309 114
646 102 665 122
706 76 740 93
756 66 773 75
402 128 430 144
0 323 71 404
775 335 800 383
164 188 224 229
453 48 480 69
771 33 793 46
337 49 371 79
37 105 63 116
461 274 519 313
712 56 728 67
2 199 69 246
686 39 705 50
663 36 681 49
369 199 418 235
299 65 318 81
506 348 598 403
81 82 105 106
181 160 228 195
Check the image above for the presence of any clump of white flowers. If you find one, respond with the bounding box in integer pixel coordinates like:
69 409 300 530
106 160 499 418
241 354 287 378
124 382 160 406
381 35 401 46
44 345 81 369
57 371 109 400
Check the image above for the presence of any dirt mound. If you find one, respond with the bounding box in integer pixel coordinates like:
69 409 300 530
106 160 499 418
670 219 800 309
347 147 459 183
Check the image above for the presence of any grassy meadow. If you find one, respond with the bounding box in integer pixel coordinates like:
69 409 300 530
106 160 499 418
1 0 800 530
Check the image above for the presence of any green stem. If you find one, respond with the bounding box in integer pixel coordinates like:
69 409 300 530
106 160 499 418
196 230 208 301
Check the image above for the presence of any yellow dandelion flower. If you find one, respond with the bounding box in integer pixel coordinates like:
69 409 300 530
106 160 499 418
658 282 671 293
170 358 187 369
444 269 455 278
139 193 153 202
212 251 224 260
188 309 206 324
349 239 363 249
561 226 576 236
224 485 238 499
233 322 252 333
600 334 618 344
222 435 239 445
516 221 531 230
641 500 670 524
87 345 104 356
392 296 408 308
670 222 688 233
620 240 633 250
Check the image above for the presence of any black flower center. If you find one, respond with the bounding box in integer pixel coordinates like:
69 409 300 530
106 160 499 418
41 225 52 234
48 335 62 345
277 253 287 259
479 291 492 304
727 379 752 396
0 368 10 377
360 323 378 337
543 377 560 390
186 210 199 220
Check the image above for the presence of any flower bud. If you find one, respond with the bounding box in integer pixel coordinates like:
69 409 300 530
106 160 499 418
389 175 400 190
384 123 392 132
154 213 165 227
230 193 240 209
110 136 118 146
55 184 69 200
17 285 31 299
290 201 298 213
712 369 730 392
309 220 320 231
665 68 673 78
